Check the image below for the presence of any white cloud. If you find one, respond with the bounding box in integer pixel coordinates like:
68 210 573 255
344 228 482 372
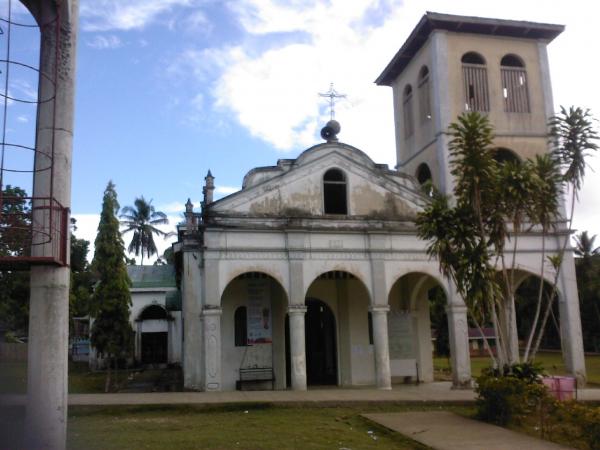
16 115 28 123
80 0 199 31
86 35 123 50
215 185 239 195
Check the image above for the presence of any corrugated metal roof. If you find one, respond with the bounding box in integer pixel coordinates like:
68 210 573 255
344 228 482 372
127 265 176 288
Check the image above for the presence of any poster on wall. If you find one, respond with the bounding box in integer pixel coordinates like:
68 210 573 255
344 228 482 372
247 278 272 344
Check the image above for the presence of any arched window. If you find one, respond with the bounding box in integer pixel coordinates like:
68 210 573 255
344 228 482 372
416 163 432 185
492 148 521 165
418 66 431 124
139 305 167 321
403 84 414 138
501 54 529 113
461 52 489 112
234 306 247 347
323 168 347 215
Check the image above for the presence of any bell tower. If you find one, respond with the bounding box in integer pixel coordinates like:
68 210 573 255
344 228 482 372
376 12 564 194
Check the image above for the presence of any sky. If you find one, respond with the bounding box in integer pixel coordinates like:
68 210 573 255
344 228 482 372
2 0 600 263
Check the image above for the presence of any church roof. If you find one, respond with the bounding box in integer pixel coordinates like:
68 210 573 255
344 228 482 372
375 11 564 86
127 265 176 289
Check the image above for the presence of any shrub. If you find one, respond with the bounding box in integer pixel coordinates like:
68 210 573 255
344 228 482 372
475 363 547 425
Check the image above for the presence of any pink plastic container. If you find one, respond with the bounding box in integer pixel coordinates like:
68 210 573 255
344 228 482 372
542 376 576 401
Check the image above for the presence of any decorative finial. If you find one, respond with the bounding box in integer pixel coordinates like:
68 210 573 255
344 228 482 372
185 198 193 213
319 83 346 121
320 120 341 142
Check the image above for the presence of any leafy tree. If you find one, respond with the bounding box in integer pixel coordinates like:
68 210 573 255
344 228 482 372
0 185 30 334
90 181 133 392
119 196 169 265
574 231 600 258
0 185 30 256
528 107 599 360
69 233 94 319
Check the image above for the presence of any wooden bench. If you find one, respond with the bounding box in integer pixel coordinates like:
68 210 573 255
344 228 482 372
236 367 275 391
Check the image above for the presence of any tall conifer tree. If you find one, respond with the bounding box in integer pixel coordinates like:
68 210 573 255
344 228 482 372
90 181 132 392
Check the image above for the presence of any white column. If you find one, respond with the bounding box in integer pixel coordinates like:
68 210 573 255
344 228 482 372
370 305 392 390
202 307 222 391
446 303 472 388
288 305 307 391
25 2 78 449
182 250 203 389
557 251 587 385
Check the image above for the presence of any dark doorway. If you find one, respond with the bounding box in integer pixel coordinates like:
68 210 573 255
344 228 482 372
141 332 168 364
305 298 337 385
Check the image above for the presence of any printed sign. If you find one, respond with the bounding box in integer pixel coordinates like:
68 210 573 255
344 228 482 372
247 279 272 344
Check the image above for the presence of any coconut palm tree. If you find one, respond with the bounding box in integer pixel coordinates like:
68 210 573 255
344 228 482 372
574 231 600 259
119 197 169 265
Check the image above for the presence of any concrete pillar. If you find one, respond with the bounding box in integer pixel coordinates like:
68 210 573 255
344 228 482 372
557 250 587 384
288 305 307 391
429 30 454 195
182 250 203 389
202 307 222 391
446 303 472 388
24 2 78 449
414 289 434 382
370 305 392 390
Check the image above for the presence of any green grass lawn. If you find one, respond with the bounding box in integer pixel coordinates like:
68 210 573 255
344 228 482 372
66 404 467 450
0 361 127 394
434 351 600 385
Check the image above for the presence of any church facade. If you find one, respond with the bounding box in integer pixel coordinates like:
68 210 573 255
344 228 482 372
172 12 586 391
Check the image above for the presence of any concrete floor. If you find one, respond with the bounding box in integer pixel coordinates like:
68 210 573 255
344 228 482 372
2 381 599 406
364 411 573 450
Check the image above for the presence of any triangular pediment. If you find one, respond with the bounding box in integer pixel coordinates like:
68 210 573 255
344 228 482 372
208 142 426 221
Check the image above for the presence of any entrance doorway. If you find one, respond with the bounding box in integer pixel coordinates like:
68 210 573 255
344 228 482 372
305 298 337 385
141 332 168 364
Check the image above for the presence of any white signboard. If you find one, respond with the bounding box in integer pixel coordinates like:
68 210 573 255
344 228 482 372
247 279 272 344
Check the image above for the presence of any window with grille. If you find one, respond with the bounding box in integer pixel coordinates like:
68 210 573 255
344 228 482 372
323 168 347 215
501 54 530 113
418 66 431 124
403 85 414 138
461 52 489 112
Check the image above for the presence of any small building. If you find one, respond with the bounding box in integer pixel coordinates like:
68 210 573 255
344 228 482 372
128 265 182 366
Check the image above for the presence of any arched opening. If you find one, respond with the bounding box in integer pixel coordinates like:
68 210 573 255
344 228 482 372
416 163 433 185
323 168 347 215
492 148 520 164
138 304 169 365
300 270 371 386
221 271 288 390
403 84 414 138
501 53 529 113
305 298 337 385
418 66 431 123
515 273 561 353
388 273 448 383
461 51 489 112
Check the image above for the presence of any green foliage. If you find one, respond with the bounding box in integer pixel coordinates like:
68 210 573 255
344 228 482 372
475 365 547 425
550 106 599 193
0 185 30 256
69 234 94 319
119 196 169 265
0 185 30 333
90 182 133 390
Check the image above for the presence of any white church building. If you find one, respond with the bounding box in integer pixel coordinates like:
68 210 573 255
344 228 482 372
165 12 585 391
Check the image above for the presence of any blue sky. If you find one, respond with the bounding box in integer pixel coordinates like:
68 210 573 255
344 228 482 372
3 0 600 262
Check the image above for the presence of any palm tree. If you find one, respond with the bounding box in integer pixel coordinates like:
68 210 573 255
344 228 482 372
574 231 600 259
119 197 169 265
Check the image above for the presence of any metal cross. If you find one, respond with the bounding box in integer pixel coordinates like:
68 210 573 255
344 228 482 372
319 83 346 120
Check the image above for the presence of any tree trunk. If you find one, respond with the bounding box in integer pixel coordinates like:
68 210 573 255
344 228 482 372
104 357 112 393
524 229 547 361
